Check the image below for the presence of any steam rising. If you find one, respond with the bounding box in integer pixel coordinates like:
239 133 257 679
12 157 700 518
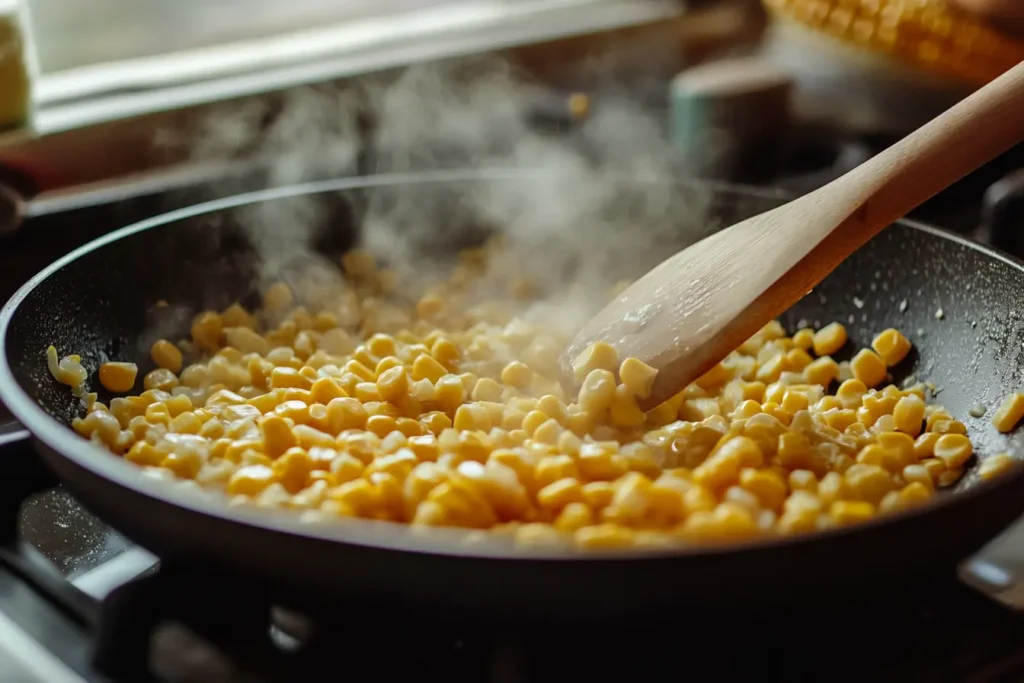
188 56 716 337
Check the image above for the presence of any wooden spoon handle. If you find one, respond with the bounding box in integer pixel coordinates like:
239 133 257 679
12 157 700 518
824 60 1024 236
570 61 1024 408
712 61 1024 390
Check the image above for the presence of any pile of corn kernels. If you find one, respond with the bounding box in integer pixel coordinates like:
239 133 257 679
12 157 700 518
52 242 1020 550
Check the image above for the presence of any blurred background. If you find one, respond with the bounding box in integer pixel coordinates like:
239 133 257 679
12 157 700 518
0 0 1018 231
0 0 1018 210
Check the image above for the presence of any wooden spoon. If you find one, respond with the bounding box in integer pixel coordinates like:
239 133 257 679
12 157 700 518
567 60 1024 410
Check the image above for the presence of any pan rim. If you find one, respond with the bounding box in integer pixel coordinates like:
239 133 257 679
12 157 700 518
3 167 1024 562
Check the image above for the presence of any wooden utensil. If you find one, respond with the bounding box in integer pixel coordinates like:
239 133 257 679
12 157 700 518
567 60 1024 410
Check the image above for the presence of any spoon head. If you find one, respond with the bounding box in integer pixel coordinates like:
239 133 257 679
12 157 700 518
564 210 800 410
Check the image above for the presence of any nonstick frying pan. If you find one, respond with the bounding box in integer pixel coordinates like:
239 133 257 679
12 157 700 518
2 169 1024 624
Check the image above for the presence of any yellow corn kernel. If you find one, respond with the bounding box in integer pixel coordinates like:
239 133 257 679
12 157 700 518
366 334 397 359
125 441 164 467
219 303 252 329
453 404 491 433
925 410 953 431
618 357 657 399
792 328 814 350
979 453 1016 481
919 457 945 480
416 293 445 319
788 469 817 492
776 431 812 470
554 502 594 532
830 500 875 526
364 414 396 438
577 369 616 415
844 464 895 505
412 355 447 383
812 323 847 357
785 347 814 372
694 436 758 490
755 355 785 384
849 349 887 388
273 399 309 425
817 472 848 506
992 392 1024 433
508 523 561 548
892 394 924 436
150 340 183 373
228 464 275 496
471 378 503 402
330 453 365 484
519 410 546 436
576 443 626 482
537 478 586 511
190 312 223 351
532 418 561 445
98 362 138 393
170 411 202 435
292 424 334 450
803 356 839 387
739 468 787 512
367 451 417 481
259 415 296 458
579 481 614 509
780 390 809 414
431 339 462 371
375 366 409 403
262 281 294 311
912 432 940 459
272 447 313 493
899 481 933 506
856 444 893 471
609 385 646 428
224 327 269 356
420 411 452 435
933 433 973 469
143 402 171 426
433 375 466 413
323 398 366 434
143 368 178 392
688 503 759 542
936 466 964 488
352 382 381 403
902 464 933 489
836 379 867 409
930 419 967 435
310 377 346 404
269 367 312 391
572 341 619 382
574 524 635 550
535 455 578 489
500 361 532 389
696 362 732 390
331 479 381 517
394 417 423 437
871 328 911 367
876 432 916 469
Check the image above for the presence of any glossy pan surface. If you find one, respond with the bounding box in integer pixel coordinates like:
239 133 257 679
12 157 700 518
2 170 1024 622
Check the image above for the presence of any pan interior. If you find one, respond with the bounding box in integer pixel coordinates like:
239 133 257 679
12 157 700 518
4 174 1024 521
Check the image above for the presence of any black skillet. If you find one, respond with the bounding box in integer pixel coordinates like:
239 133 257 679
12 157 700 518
2 169 1024 625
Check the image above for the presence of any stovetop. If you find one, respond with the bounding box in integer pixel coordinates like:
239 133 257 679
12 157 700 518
2 121 1024 682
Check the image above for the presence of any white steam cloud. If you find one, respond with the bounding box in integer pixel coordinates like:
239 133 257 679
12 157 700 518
183 55 718 337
